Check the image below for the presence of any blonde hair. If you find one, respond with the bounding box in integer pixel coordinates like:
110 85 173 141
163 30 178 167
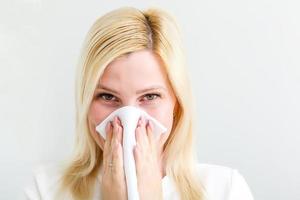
56 6 206 200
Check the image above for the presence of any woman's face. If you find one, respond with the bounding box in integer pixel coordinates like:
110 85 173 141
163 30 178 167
88 49 177 151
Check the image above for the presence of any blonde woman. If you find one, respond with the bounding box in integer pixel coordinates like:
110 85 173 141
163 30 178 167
24 6 254 200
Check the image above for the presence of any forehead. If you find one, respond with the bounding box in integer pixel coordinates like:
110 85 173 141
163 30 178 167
100 50 168 85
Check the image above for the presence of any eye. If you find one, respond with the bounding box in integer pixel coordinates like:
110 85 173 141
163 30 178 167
142 93 161 101
96 93 117 101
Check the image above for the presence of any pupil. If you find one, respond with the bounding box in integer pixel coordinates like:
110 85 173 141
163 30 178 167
105 94 112 100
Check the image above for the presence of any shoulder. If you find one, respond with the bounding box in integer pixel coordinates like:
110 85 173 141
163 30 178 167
195 163 254 200
23 162 65 200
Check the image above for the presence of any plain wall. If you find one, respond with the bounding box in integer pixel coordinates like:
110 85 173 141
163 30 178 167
0 0 299 199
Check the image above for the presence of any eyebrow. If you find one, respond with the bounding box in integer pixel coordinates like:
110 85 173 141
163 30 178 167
97 84 167 95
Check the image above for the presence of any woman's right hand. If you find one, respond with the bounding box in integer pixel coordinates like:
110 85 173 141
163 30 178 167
101 116 127 200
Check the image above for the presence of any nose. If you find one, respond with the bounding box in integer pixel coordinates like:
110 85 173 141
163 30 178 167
120 99 140 108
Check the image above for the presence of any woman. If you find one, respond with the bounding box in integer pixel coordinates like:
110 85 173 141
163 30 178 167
24 6 254 200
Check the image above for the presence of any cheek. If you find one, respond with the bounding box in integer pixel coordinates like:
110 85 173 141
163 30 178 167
88 101 115 150
89 102 112 125
146 104 174 136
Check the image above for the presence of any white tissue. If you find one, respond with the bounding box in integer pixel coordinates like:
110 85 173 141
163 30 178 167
96 106 167 200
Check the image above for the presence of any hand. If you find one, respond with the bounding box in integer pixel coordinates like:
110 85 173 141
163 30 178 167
101 116 127 200
134 116 163 200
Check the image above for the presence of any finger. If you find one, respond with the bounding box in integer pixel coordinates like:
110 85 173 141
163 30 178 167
103 121 113 169
146 120 154 145
138 116 148 145
133 144 141 172
111 138 124 176
135 118 146 147
109 116 121 172
106 121 113 147
111 116 119 148
116 117 123 144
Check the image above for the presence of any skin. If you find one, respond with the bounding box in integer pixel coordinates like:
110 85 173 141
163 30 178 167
87 49 177 200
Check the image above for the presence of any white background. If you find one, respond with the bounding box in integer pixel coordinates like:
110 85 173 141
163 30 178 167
0 0 299 199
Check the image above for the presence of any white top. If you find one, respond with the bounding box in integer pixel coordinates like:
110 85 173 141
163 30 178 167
23 163 254 200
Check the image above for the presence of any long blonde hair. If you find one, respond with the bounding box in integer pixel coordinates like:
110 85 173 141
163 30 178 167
56 6 206 200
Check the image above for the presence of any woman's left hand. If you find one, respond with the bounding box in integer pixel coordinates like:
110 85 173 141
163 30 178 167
133 116 163 200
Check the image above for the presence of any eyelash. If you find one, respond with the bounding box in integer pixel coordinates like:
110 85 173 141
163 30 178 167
96 93 161 102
